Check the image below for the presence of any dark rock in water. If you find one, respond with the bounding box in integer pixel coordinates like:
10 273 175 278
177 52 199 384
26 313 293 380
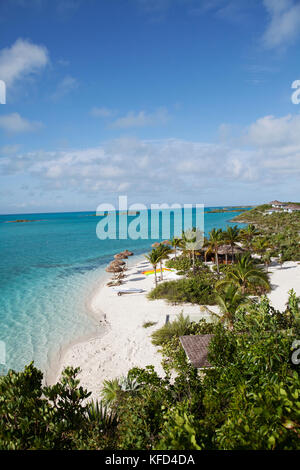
6 219 41 223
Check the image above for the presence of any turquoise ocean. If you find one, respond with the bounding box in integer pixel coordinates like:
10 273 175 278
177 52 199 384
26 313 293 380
0 207 249 378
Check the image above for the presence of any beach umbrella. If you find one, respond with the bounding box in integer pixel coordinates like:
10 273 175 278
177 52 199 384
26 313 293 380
105 264 123 275
123 250 134 256
162 240 171 246
151 242 161 248
110 259 126 266
106 263 123 271
114 252 128 260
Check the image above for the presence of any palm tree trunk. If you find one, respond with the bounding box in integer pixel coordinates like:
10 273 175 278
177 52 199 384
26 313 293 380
154 266 157 286
192 250 195 275
215 248 220 274
231 245 234 264
160 260 163 281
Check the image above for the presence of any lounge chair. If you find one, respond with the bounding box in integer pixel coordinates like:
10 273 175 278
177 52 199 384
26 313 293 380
112 287 144 296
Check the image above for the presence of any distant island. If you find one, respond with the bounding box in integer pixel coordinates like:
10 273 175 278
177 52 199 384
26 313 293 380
86 211 140 216
206 206 254 214
5 219 41 223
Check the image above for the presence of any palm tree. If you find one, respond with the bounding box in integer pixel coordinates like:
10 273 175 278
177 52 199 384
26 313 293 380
145 249 161 287
223 225 240 263
207 228 223 274
181 228 198 275
240 224 260 249
252 237 270 258
213 283 250 329
262 251 272 272
217 253 270 294
100 378 121 405
156 244 172 281
202 237 211 263
171 237 183 259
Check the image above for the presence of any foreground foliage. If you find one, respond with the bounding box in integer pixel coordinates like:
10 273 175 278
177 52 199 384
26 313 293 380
1 292 299 450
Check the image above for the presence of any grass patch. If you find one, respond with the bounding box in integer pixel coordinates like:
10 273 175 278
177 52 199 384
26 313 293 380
142 321 157 328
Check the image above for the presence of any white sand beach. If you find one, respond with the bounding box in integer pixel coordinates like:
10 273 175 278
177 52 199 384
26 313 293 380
53 257 300 400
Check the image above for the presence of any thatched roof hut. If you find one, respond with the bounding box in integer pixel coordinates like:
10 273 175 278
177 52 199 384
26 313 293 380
199 244 245 255
216 244 245 255
179 335 214 369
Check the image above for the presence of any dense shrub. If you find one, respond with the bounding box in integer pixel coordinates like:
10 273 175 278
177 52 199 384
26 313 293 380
0 365 91 450
166 257 209 276
148 276 217 305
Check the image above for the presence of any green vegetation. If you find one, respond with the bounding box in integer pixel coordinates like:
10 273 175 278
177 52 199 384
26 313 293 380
165 256 209 276
147 275 217 305
216 253 270 295
151 312 192 346
1 203 299 450
232 205 300 262
145 249 161 286
2 292 298 449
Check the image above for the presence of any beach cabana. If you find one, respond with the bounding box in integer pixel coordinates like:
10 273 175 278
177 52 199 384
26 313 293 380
217 244 245 264
179 335 214 369
200 244 245 264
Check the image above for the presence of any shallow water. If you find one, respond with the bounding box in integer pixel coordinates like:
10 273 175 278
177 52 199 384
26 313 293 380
0 208 248 375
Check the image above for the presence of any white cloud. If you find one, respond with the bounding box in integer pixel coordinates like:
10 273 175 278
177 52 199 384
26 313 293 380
90 107 116 118
51 75 78 100
1 113 299 200
262 0 300 49
0 113 43 133
0 144 20 156
0 38 49 88
244 114 300 147
111 107 170 128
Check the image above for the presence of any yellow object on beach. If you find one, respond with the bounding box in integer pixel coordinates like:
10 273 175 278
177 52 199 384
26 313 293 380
142 268 172 275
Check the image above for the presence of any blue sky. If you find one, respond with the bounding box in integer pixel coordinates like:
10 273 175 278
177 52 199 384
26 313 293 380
0 0 300 213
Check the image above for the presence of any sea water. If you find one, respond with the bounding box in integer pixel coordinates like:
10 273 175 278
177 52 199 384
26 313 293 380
0 207 249 377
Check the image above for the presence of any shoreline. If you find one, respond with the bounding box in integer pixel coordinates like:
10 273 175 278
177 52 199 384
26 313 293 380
46 253 148 385
51 253 212 399
51 254 300 400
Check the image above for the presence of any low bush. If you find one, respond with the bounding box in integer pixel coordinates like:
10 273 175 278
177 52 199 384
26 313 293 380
147 276 217 305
